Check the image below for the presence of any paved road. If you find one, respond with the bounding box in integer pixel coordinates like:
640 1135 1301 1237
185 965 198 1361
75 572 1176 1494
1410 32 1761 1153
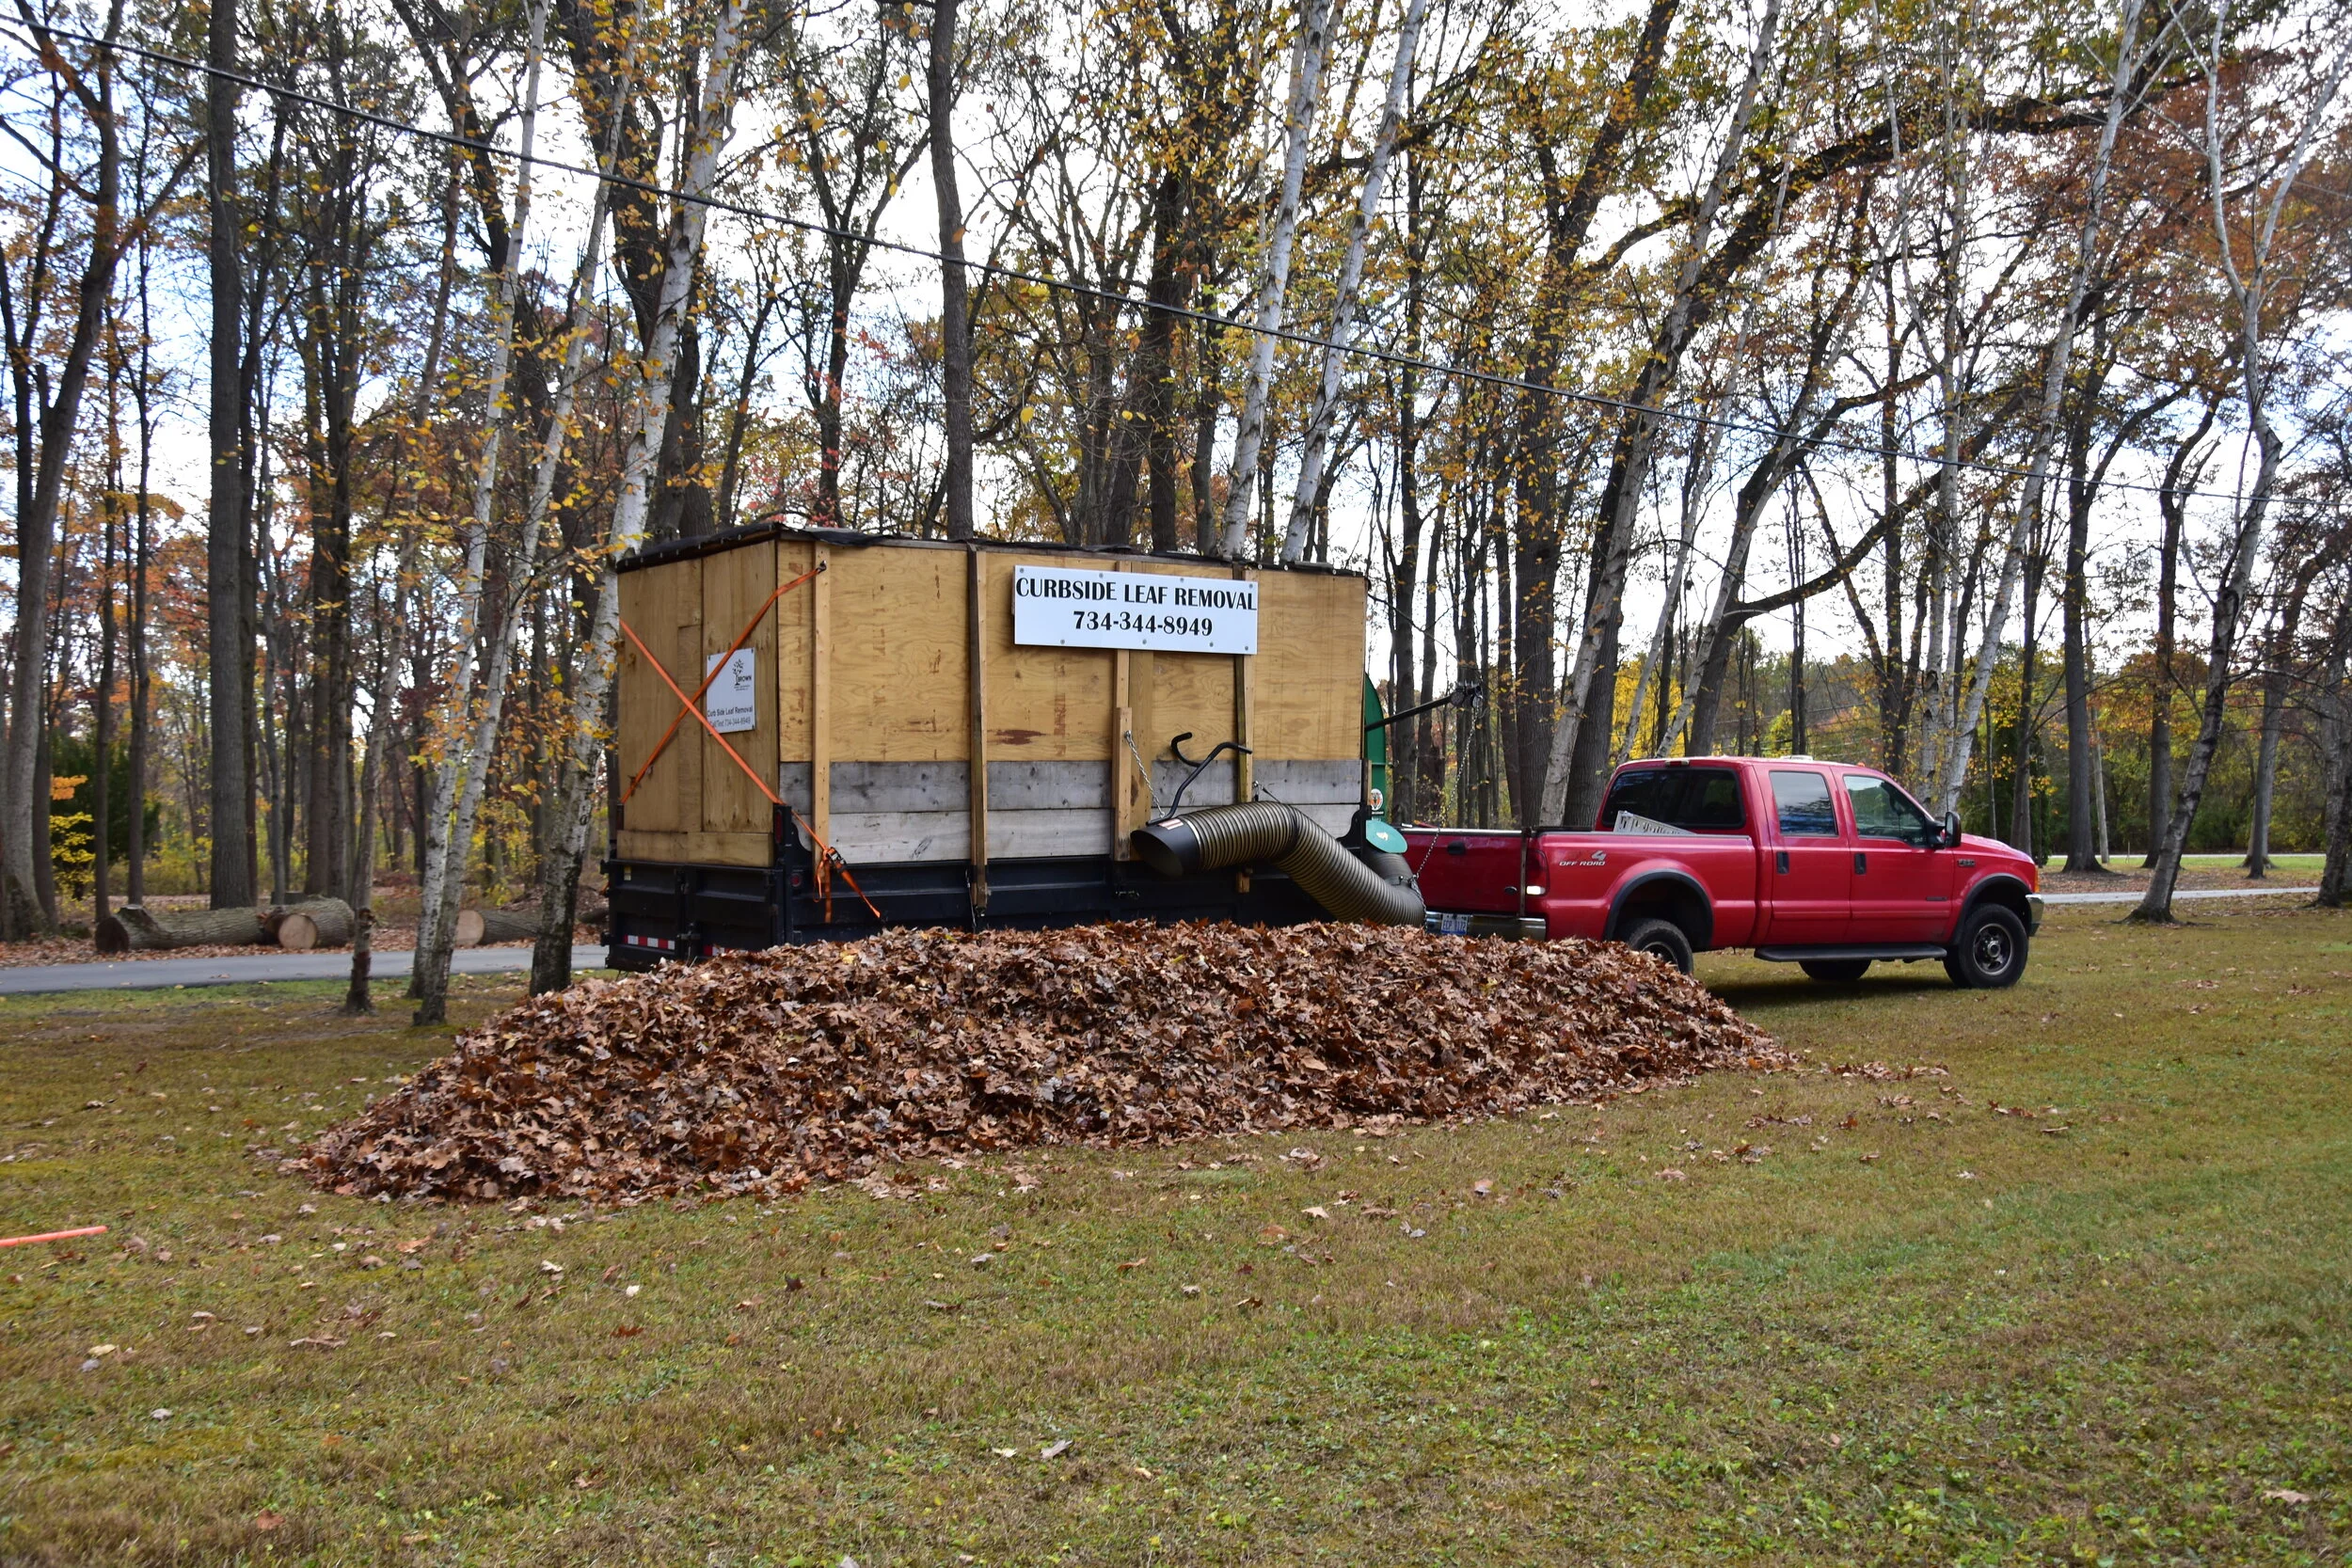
0 889 2324 994
2042 886 2317 906
0 945 611 997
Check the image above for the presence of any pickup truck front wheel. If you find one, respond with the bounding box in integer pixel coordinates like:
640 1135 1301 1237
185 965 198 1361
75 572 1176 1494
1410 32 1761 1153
1946 905 2028 989
1619 917 1695 976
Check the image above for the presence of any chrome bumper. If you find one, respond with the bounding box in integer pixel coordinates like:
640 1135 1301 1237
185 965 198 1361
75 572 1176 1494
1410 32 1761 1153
2026 895 2044 934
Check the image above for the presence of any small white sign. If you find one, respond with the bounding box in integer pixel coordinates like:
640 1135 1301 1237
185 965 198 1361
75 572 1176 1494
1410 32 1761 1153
1613 810 1694 835
1011 564 1259 655
704 648 758 734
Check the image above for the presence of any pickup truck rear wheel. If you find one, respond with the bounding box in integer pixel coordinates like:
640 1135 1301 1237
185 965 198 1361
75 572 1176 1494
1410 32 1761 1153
1799 958 1871 983
1619 917 1695 976
1946 905 2028 989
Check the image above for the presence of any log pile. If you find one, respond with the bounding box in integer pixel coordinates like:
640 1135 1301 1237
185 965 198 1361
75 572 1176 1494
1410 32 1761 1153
290 920 1786 1204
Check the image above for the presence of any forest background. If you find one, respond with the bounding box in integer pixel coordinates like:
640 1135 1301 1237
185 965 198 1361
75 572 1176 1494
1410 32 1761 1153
2 0 2349 1018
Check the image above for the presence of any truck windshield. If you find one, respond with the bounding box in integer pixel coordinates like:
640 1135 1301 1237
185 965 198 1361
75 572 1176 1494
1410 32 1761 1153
1600 767 1745 832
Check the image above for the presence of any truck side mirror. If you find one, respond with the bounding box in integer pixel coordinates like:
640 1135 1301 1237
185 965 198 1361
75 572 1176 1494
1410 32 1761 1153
1940 810 1963 848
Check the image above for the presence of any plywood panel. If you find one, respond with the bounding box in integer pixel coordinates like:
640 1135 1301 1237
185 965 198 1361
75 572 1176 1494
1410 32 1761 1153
773 539 818 761
701 538 778 833
977 550 1113 759
830 544 969 760
1253 570 1365 762
1146 651 1237 791
614 557 700 834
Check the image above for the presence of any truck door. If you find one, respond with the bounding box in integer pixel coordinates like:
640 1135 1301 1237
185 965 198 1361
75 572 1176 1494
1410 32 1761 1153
1763 768 1851 945
1841 771 1953 942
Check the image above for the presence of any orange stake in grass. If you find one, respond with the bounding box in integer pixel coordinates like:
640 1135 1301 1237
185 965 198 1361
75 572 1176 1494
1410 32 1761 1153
1 1225 107 1248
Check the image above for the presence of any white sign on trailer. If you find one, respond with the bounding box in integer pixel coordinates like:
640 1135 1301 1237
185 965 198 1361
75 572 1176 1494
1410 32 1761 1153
703 648 758 733
1011 564 1259 656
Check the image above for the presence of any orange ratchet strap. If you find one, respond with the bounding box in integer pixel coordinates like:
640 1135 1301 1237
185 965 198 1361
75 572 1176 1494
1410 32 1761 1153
614 613 882 925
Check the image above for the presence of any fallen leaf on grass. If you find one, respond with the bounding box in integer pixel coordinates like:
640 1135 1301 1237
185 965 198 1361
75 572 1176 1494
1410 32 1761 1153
992 1448 1017 1458
1655 1168 1687 1181
1470 1179 1493 1196
2262 1489 2312 1504
612 1325 643 1338
1116 1257 1149 1272
253 1512 283 1533
924 1299 957 1312
288 1337 344 1349
1300 1206 1329 1220
1040 1439 1072 1459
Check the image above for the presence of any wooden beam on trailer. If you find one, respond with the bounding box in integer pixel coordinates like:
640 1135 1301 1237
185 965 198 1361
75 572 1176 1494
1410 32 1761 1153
966 546 990 911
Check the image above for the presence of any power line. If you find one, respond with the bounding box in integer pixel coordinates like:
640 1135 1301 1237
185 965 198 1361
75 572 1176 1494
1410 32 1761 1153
12 21 2320 518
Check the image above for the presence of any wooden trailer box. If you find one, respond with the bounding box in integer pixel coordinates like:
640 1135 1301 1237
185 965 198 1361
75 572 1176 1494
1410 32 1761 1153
605 526 1370 964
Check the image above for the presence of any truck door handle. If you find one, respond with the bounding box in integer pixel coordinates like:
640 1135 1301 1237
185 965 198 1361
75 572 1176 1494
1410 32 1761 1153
1775 850 1789 874
1854 852 1867 874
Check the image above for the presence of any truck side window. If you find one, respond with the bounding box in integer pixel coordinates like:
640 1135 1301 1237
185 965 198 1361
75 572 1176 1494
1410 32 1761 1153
1601 766 1744 832
1844 774 1933 846
1770 769 1839 836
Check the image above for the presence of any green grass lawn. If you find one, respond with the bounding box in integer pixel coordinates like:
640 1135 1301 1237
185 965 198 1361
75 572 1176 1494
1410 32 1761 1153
3 900 2347 1566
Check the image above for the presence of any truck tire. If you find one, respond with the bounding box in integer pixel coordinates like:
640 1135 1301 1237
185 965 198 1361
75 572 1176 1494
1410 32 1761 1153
1800 958 1870 983
1618 917 1694 976
1945 905 2028 989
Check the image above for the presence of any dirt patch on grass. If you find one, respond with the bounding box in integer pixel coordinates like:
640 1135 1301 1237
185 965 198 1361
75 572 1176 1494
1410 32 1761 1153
291 921 1784 1203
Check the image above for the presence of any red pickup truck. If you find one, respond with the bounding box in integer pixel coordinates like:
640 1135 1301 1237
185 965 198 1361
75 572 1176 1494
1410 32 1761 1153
1401 755 2043 987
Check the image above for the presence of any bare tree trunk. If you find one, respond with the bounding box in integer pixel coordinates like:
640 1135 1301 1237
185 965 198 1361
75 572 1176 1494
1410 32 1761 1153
930 0 974 540
1280 0 1427 563
413 1 548 1022
1218 0 1333 559
2137 26 2347 921
2244 651 2285 877
2144 402 2214 863
532 0 750 996
204 0 255 918
1931 0 2146 816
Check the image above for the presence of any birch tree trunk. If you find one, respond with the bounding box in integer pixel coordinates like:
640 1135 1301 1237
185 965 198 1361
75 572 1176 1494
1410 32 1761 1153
531 0 751 995
1927 0 2145 816
1218 0 1334 560
1279 0 1428 564
2136 19 2350 920
412 0 547 1015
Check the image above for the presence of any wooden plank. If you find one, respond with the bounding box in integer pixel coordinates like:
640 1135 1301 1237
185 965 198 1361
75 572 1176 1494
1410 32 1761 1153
1233 562 1256 804
615 828 771 866
774 538 817 761
810 544 832 849
1111 643 1133 859
967 547 989 908
701 537 778 833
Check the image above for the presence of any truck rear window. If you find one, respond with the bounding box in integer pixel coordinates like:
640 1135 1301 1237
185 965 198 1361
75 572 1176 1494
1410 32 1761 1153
1600 767 1745 832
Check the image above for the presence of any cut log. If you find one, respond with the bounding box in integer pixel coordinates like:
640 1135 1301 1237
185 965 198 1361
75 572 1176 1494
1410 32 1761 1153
94 905 268 954
453 907 542 947
271 898 356 951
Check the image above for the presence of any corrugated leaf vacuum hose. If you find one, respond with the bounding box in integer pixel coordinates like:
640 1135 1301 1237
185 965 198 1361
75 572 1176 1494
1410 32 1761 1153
1129 801 1426 926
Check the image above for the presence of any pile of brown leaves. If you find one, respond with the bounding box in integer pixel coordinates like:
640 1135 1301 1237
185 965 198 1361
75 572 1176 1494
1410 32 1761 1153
292 921 1784 1203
